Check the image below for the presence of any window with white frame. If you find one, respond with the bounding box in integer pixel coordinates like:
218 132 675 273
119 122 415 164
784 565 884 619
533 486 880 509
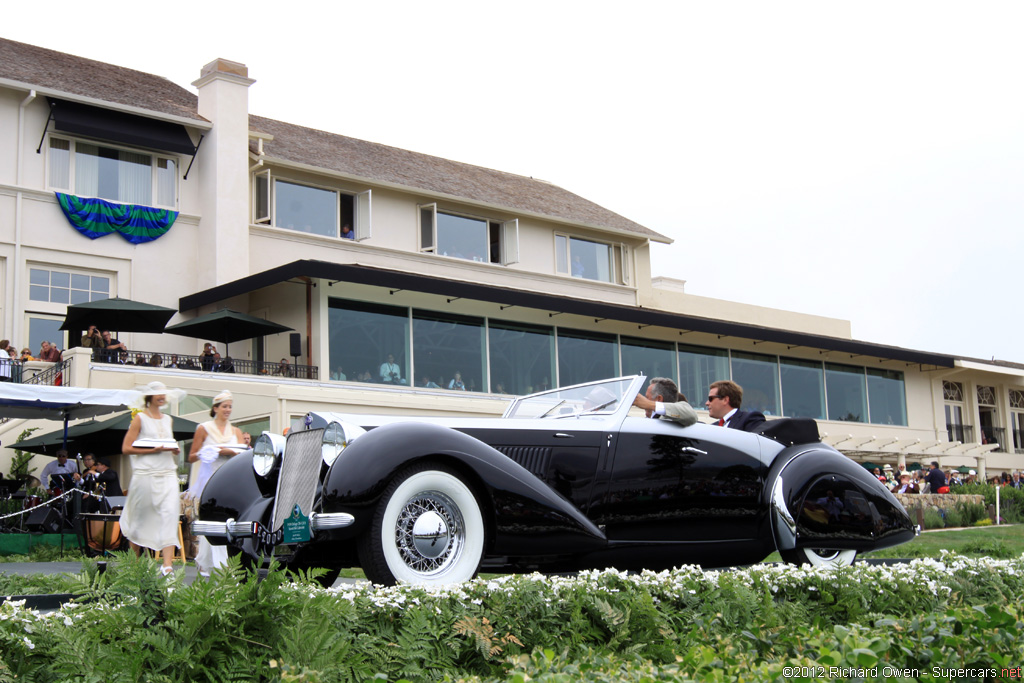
418 204 518 265
554 234 629 284
48 137 177 207
29 267 110 305
253 170 371 240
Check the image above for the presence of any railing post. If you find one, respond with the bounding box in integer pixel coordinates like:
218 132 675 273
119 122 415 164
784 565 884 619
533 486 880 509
64 347 93 388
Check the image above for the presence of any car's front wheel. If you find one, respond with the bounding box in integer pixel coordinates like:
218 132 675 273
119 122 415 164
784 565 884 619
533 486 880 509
781 546 857 567
358 462 484 586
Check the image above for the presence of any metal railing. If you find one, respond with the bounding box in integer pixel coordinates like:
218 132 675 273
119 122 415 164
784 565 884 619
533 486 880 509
979 425 1005 452
89 349 319 380
946 423 975 444
1013 429 1024 454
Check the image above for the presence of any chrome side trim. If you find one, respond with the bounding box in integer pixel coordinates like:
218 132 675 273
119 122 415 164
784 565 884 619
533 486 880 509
771 476 797 551
310 512 355 531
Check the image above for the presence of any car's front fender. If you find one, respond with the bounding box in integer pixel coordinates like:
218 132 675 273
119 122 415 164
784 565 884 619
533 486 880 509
322 420 607 556
765 445 915 553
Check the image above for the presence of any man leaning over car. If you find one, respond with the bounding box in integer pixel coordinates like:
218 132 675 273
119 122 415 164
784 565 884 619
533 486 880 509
633 377 698 426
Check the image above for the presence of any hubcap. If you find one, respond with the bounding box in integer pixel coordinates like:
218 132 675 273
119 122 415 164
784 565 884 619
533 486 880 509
395 491 464 574
412 510 450 558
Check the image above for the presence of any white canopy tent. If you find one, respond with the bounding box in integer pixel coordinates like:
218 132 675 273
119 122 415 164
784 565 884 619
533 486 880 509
0 385 140 451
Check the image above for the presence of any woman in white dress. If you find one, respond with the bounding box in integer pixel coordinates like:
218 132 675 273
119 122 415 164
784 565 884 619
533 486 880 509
120 381 186 576
188 390 245 576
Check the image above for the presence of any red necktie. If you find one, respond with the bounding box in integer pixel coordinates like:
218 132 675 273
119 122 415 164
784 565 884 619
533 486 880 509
717 418 725 426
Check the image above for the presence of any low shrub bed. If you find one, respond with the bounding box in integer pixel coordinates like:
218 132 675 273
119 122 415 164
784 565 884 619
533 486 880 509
1 552 1022 682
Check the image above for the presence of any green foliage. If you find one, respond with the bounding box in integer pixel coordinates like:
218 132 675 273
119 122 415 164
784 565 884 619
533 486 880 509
923 508 945 529
8 427 40 479
975 518 994 526
956 500 988 526
944 507 963 527
1 555 1023 682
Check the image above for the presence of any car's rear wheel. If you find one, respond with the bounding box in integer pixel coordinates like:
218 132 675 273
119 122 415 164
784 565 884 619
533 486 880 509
358 462 484 586
781 547 857 567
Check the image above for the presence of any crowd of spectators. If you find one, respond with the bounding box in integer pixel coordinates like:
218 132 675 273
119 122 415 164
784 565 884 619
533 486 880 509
873 461 1023 494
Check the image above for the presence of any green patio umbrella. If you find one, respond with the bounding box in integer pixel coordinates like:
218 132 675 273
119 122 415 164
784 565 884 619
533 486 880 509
957 465 972 473
60 297 176 334
163 308 292 357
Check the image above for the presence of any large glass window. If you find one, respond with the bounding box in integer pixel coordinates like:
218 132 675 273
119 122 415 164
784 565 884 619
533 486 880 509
620 336 676 385
29 268 109 304
488 321 555 395
328 299 409 385
678 344 729 410
413 310 485 391
825 363 867 422
48 137 176 207
779 358 825 419
27 316 65 356
731 351 780 416
866 368 907 426
557 329 618 387
274 180 338 237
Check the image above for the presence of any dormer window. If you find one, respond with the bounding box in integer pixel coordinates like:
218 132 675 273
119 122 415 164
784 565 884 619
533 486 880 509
555 234 630 285
253 170 371 239
418 204 519 265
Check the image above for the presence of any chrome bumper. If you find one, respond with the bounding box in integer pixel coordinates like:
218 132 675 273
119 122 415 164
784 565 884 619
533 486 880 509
192 512 355 540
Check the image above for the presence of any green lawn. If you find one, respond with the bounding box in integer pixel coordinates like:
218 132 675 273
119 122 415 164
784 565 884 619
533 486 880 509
763 523 1024 563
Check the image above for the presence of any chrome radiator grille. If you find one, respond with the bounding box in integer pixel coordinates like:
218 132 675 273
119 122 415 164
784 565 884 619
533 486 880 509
271 428 324 533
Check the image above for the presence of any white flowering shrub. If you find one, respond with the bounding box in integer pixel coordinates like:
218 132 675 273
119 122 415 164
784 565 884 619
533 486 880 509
0 551 1021 682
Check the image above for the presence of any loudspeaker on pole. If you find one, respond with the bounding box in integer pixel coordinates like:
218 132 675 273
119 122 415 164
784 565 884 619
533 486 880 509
289 333 302 358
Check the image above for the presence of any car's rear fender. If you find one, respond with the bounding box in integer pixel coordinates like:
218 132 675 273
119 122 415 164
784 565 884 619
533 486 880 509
765 445 915 553
322 420 607 556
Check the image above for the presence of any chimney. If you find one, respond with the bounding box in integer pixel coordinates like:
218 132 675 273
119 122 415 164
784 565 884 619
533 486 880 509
192 60 255 288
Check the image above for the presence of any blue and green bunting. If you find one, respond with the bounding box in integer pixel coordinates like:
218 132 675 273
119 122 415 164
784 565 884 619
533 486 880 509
55 192 178 244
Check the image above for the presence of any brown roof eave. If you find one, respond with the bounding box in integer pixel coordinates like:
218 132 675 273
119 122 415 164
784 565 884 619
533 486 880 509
0 77 210 129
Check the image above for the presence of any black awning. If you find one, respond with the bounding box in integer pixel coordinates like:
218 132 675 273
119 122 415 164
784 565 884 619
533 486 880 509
46 97 197 155
179 260 957 368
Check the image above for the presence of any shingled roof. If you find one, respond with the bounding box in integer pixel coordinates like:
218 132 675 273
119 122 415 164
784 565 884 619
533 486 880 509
0 37 203 123
249 115 669 241
0 36 667 241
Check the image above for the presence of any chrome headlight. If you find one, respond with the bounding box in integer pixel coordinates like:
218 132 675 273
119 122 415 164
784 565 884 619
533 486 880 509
321 421 365 468
252 432 285 477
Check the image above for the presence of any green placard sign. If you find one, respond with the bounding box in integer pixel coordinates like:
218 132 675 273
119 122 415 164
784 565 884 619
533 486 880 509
282 503 311 544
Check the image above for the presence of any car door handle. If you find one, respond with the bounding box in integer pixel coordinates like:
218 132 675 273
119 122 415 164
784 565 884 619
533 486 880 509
554 433 574 438
681 446 707 455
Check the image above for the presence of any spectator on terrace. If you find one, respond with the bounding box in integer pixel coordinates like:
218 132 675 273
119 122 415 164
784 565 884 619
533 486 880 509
925 461 947 494
101 330 127 363
1011 472 1022 489
891 473 919 494
200 343 217 371
38 340 62 363
448 371 466 391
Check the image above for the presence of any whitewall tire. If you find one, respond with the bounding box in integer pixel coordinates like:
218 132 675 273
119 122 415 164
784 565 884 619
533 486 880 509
782 546 857 568
359 463 484 586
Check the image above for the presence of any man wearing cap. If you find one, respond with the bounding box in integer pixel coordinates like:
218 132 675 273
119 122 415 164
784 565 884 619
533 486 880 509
891 472 919 495
93 457 123 497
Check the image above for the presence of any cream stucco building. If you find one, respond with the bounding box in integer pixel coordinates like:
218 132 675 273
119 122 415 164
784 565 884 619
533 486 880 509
1 37 1021 487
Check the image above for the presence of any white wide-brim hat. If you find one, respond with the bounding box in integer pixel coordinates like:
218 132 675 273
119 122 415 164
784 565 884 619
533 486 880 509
134 380 187 402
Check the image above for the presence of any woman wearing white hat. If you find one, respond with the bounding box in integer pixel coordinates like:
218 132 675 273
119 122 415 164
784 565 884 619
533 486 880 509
188 390 245 576
120 381 186 576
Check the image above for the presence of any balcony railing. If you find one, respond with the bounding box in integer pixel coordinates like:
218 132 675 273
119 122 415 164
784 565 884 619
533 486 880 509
979 425 1006 452
89 349 319 380
0 358 70 385
24 358 71 386
1013 429 1024 454
946 423 974 444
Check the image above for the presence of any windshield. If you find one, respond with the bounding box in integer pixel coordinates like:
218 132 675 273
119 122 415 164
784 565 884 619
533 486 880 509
504 377 638 419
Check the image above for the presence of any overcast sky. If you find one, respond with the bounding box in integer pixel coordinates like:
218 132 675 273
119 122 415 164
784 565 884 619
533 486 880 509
6 1 1023 361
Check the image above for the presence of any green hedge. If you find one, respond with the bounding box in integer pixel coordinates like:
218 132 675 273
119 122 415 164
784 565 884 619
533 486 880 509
1 551 1022 682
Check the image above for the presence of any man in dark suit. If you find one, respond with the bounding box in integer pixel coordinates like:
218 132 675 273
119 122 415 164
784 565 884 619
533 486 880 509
93 457 123 497
706 380 766 431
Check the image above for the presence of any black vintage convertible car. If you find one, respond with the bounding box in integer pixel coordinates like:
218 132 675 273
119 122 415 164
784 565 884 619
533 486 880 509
193 376 916 586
